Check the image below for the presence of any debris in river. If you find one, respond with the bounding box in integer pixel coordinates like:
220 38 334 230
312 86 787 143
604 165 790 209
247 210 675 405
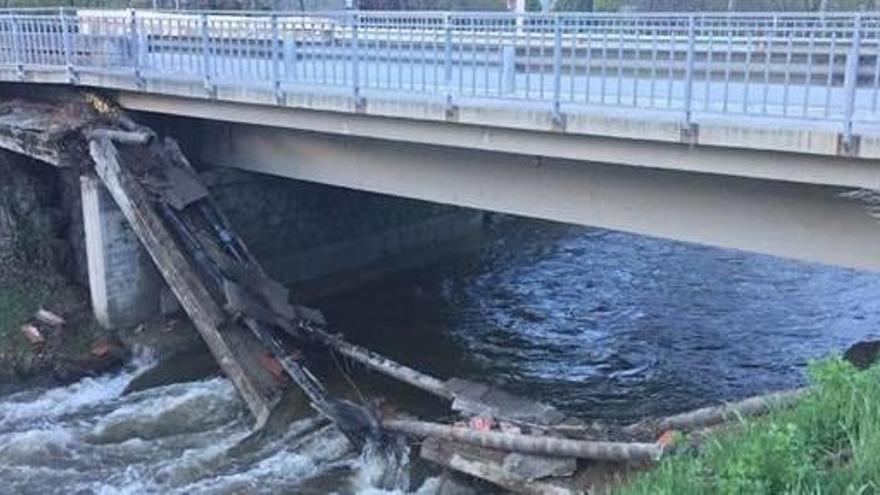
90 340 116 359
259 354 287 383
34 308 65 327
20 324 45 345
469 415 494 432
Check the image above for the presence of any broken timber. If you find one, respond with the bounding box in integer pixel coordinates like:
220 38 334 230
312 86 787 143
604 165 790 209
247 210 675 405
89 138 281 427
384 419 663 463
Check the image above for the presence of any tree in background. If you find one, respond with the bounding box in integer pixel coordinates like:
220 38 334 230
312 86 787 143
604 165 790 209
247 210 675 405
2 0 876 10
358 0 505 9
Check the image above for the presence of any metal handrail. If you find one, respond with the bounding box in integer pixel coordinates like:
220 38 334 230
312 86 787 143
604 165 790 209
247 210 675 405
0 9 876 137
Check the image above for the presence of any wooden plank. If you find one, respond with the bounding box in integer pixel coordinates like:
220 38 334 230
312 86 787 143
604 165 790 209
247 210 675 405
88 138 280 428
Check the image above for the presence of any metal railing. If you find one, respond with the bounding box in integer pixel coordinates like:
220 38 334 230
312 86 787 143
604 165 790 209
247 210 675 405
0 9 878 135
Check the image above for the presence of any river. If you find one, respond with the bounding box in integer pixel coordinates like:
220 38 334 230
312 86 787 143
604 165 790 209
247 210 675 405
2 218 880 494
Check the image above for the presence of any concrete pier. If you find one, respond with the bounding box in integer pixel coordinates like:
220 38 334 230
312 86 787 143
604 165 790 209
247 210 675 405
81 174 163 328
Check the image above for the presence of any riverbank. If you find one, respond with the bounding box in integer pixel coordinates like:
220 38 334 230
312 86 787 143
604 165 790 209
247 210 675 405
0 267 124 387
0 143 127 387
618 358 880 494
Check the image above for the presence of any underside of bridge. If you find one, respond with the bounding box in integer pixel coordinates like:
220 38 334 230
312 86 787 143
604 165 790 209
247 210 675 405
166 114 880 273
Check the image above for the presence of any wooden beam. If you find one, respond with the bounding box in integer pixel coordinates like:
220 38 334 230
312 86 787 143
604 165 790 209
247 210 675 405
625 388 809 436
385 419 664 463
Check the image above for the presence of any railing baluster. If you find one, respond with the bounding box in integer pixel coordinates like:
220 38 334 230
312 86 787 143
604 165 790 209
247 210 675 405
782 24 792 116
444 13 452 106
616 18 623 105
842 14 862 151
552 14 562 122
11 13 23 79
762 15 776 115
351 12 361 105
803 24 815 117
201 13 212 94
684 15 696 126
61 8 76 83
271 14 282 104
128 8 140 87
824 31 837 118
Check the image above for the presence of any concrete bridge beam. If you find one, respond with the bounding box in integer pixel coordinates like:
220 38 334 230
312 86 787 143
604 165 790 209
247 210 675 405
201 121 880 272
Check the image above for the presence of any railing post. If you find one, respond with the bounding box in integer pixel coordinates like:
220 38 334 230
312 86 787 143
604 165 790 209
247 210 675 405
10 14 23 80
552 14 563 125
842 14 862 152
60 7 77 84
444 13 453 111
201 13 214 96
271 14 283 104
683 15 697 131
128 8 142 88
351 11 362 108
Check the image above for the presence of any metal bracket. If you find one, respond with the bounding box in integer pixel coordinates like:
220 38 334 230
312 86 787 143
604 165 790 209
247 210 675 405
354 95 367 114
680 122 699 147
551 105 566 132
133 70 145 90
445 96 459 122
838 133 861 157
274 82 286 106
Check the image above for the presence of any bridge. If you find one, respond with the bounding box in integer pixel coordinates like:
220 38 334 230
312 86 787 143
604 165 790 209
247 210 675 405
3 9 880 271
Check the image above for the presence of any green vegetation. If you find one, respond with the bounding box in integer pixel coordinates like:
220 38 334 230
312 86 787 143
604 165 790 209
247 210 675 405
618 359 880 495
0 271 53 358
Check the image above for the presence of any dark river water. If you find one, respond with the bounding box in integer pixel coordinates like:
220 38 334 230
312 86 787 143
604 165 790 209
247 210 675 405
2 218 880 494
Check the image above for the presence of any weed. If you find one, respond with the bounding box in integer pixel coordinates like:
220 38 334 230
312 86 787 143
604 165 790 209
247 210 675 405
618 359 880 495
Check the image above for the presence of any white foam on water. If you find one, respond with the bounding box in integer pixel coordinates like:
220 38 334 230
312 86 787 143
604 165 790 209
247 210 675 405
0 353 432 495
347 441 413 494
354 477 445 495
174 434 350 495
88 378 240 444
0 425 75 465
0 351 157 427
145 430 251 488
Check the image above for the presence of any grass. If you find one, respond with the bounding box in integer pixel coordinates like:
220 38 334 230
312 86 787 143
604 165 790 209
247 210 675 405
0 271 54 357
617 359 880 495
